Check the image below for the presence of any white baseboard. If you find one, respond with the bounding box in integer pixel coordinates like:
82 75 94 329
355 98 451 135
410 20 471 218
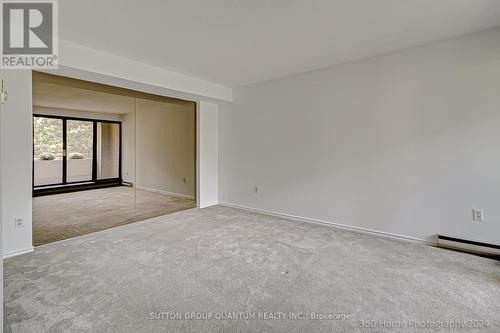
136 186 195 199
200 201 219 209
3 247 34 259
219 202 434 246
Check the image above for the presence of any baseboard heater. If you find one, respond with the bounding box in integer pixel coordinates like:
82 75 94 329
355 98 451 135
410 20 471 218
437 235 500 258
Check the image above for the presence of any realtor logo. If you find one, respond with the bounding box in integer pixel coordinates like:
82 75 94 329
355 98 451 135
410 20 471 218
1 0 58 68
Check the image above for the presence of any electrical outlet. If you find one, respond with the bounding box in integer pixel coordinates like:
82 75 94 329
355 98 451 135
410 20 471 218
182 178 187 183
14 217 24 228
254 186 260 193
472 209 484 222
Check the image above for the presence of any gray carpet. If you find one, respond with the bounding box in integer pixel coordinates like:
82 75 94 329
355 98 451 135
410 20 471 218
4 206 500 332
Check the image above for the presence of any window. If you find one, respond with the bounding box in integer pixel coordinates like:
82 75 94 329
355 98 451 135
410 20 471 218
33 115 122 194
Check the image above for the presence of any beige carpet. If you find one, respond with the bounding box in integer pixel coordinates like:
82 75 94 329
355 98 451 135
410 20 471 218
32 186 196 246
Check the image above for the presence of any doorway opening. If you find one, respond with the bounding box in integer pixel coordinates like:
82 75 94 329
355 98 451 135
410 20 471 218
32 71 197 246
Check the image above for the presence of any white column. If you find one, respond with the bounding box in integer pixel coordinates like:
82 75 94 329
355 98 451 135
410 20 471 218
197 101 218 208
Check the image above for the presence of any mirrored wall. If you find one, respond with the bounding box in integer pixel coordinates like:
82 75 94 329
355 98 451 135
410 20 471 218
31 71 196 246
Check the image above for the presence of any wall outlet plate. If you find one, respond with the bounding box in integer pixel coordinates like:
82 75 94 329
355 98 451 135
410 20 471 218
15 217 24 228
472 209 484 222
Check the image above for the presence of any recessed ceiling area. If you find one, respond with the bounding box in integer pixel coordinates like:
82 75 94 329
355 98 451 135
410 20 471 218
60 0 500 86
32 72 193 114
33 81 136 114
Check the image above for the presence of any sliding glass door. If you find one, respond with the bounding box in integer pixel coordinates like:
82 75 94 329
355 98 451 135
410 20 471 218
33 115 121 194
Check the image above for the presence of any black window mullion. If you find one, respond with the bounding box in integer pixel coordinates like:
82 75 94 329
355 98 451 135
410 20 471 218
62 119 67 184
92 121 97 181
119 122 122 182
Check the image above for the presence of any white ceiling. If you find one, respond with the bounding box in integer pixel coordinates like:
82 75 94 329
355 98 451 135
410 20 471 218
60 0 500 87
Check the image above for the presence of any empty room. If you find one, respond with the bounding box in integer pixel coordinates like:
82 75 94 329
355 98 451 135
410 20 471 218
1 1 499 332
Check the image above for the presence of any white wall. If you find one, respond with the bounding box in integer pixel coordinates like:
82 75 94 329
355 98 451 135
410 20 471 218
219 28 500 244
135 98 196 198
1 70 33 256
1 70 5 332
198 102 219 208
